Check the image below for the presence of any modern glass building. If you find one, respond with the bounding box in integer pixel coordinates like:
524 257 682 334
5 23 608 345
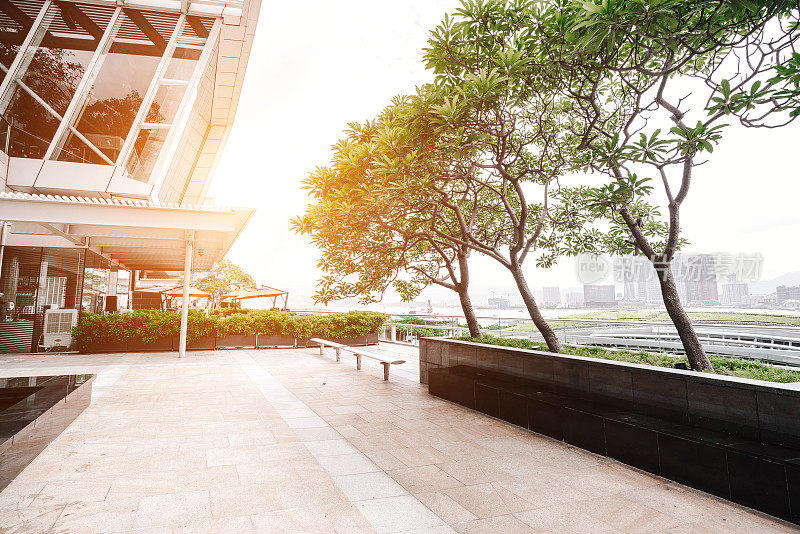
0 0 260 352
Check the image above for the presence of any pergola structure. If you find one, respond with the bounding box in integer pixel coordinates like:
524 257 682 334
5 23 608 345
0 191 253 355
223 286 289 310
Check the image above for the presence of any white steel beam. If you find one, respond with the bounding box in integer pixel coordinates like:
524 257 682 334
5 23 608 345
0 0 52 114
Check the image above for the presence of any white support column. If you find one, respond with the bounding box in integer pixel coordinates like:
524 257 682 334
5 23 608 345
0 221 8 282
178 231 194 358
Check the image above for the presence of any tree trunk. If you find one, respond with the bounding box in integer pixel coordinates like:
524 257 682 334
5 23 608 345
510 266 562 353
455 249 481 338
457 286 481 337
656 264 714 372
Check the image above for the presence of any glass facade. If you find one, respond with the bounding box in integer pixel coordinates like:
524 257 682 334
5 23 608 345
53 10 179 164
0 247 90 351
0 0 216 183
1 2 113 158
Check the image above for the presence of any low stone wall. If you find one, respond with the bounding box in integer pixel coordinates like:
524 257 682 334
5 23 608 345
419 337 800 447
420 337 800 523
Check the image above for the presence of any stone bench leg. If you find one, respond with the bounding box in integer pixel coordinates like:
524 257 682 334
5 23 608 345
356 354 362 370
319 345 324 356
335 348 340 362
381 362 390 381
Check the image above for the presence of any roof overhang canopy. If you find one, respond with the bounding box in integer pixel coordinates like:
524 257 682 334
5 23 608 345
0 193 254 271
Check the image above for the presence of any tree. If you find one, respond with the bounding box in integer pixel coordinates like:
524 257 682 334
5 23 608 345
533 0 799 370
294 114 483 337
388 1 601 352
194 260 256 308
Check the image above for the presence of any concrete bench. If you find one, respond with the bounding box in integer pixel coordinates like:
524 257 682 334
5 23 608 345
309 338 405 381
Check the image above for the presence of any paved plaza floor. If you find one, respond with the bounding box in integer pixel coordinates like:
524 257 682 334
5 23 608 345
0 344 797 533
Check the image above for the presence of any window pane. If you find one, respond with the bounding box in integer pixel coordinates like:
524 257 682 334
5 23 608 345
2 2 114 158
126 128 167 182
54 9 179 164
164 54 199 80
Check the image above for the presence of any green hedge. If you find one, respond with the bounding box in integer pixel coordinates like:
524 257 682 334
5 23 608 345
73 310 386 352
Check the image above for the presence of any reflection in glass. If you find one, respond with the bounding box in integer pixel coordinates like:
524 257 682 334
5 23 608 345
1 3 114 158
147 83 187 124
126 127 166 182
55 9 179 164
164 54 199 80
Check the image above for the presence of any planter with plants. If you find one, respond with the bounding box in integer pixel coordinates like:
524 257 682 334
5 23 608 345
73 309 387 353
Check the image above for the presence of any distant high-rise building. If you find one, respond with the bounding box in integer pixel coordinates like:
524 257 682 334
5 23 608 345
777 286 800 304
542 286 561 307
674 254 719 304
721 283 749 306
583 284 617 308
614 255 662 302
565 292 584 308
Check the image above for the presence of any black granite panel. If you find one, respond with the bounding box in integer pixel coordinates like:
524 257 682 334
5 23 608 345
686 381 758 440
439 342 451 368
497 351 526 377
0 375 94 490
551 358 589 398
632 371 689 424
658 433 730 498
562 407 606 455
523 356 554 391
499 390 528 428
756 390 800 449
528 397 563 440
605 419 661 474
787 460 800 525
727 451 791 520
475 382 500 418
588 364 633 409
451 343 477 368
429 367 476 409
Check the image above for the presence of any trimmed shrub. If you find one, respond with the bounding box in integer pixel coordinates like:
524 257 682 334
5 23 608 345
73 310 387 352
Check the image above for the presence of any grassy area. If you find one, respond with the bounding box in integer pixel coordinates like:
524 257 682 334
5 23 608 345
455 335 800 383
501 309 800 333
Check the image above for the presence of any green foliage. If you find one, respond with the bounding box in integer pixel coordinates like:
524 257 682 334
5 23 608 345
193 260 257 307
457 335 800 383
72 310 387 352
217 313 255 336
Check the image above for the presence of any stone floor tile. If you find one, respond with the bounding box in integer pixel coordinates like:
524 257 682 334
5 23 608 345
413 491 478 524
333 472 407 502
453 514 537 533
317 452 382 476
305 438 360 458
354 494 447 533
388 465 464 494
443 482 533 519
134 490 211 528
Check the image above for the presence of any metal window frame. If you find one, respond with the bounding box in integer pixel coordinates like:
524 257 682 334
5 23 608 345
42 6 123 162
147 17 220 198
116 13 187 167
0 0 54 114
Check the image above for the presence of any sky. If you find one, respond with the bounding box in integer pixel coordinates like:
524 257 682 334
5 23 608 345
208 0 800 307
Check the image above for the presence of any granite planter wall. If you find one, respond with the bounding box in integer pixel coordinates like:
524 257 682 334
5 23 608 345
420 337 800 524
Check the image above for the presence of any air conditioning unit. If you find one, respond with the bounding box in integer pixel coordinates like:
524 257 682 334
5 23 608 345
41 309 79 351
